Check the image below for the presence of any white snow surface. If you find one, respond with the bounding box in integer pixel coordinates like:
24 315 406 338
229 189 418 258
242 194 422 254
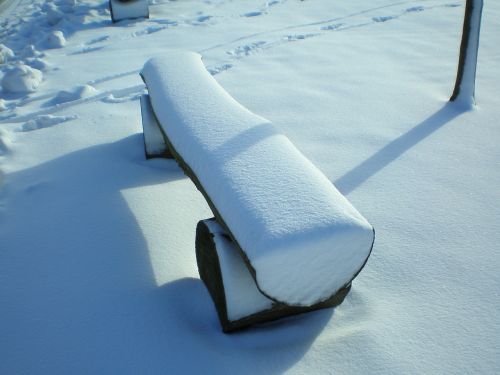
142 51 374 306
206 219 273 321
1 0 499 374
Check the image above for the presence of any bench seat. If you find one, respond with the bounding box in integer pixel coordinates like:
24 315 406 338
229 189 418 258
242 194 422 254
140 51 374 326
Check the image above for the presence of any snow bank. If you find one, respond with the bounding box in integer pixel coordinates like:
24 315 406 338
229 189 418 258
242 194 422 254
0 44 14 64
1 64 43 93
142 51 374 306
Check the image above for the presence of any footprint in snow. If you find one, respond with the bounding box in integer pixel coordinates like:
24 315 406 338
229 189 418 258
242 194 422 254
265 0 281 7
227 41 267 57
243 11 264 17
406 6 425 13
132 25 166 37
20 114 78 132
86 35 110 45
372 15 396 23
197 15 212 22
207 64 233 75
68 46 105 55
149 19 178 26
321 23 344 31
284 34 317 41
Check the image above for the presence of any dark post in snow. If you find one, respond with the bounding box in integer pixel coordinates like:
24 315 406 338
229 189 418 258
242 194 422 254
450 0 483 107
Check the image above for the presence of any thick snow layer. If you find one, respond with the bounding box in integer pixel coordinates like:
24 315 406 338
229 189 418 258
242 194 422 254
142 52 374 306
1 64 43 93
206 219 273 321
0 0 499 373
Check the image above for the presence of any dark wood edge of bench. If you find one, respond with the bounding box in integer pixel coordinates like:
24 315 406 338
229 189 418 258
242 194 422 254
196 218 353 333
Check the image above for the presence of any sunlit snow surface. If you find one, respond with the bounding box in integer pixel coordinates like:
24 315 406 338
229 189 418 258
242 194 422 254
1 0 499 374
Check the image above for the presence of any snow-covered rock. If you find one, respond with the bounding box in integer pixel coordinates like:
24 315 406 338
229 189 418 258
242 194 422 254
24 58 51 72
52 84 99 104
0 44 15 64
45 30 66 49
1 64 43 93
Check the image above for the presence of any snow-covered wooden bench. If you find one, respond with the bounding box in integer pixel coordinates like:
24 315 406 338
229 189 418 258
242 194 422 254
109 0 149 23
140 51 375 332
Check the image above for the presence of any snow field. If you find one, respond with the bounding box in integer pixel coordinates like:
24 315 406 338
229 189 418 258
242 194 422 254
0 0 499 373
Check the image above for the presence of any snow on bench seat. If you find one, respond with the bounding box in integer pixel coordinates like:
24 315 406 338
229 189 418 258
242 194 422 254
141 51 375 306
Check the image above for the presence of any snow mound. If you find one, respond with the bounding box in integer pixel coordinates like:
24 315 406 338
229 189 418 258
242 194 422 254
52 84 99 104
46 8 64 26
142 51 374 306
0 44 15 64
1 64 43 94
21 45 44 59
45 31 66 49
21 115 78 132
24 58 51 72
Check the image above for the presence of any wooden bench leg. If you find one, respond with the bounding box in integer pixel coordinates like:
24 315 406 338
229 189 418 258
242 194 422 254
109 0 149 23
140 94 173 159
196 218 352 333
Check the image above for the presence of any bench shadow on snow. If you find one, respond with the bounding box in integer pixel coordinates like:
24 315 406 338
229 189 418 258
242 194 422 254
1 133 344 374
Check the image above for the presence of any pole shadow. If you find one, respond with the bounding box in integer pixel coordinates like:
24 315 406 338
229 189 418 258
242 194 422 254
335 103 465 195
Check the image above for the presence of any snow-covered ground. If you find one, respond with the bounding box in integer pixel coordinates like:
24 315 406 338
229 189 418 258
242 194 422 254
1 0 499 373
